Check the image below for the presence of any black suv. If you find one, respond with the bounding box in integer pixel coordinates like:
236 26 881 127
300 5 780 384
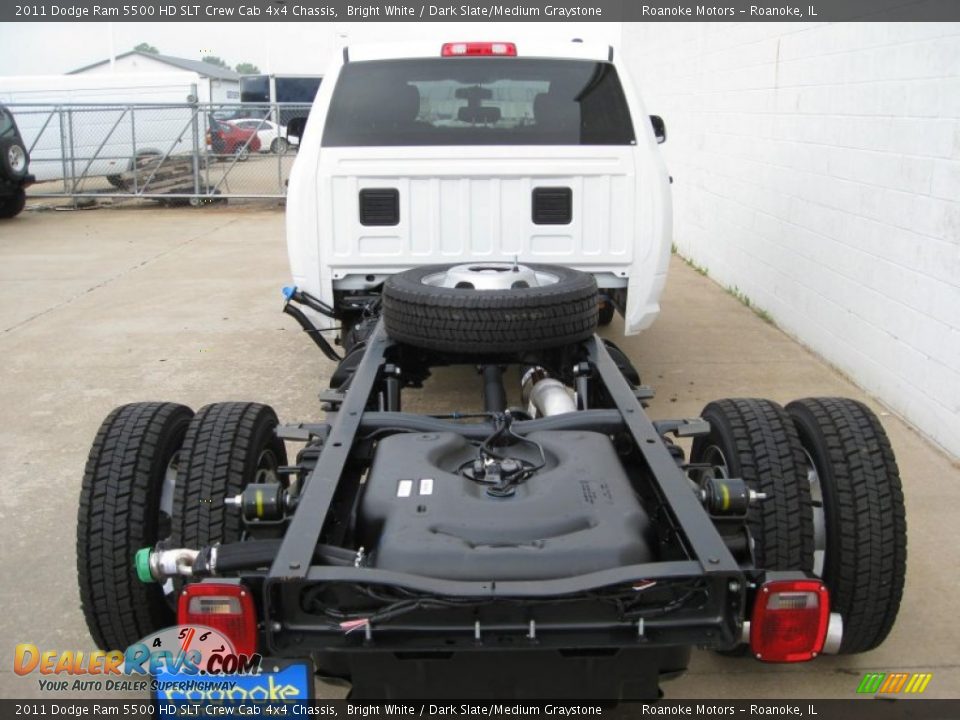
0 104 34 219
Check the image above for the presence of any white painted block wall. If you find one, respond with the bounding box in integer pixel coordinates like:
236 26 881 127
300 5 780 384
621 22 960 459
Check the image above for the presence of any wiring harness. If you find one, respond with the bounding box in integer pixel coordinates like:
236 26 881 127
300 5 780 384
302 578 711 633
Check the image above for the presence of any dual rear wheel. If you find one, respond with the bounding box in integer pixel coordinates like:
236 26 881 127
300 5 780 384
77 401 285 650
77 391 905 657
691 397 906 654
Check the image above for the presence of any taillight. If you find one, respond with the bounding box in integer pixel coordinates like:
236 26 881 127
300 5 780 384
750 579 829 662
178 583 257 656
442 42 517 57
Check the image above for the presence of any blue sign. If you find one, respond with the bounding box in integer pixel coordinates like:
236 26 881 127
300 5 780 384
153 661 312 703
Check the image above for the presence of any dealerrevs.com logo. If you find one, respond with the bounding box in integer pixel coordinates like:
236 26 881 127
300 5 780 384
15 625 262 693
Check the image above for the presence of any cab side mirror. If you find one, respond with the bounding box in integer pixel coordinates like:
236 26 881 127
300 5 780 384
650 115 666 144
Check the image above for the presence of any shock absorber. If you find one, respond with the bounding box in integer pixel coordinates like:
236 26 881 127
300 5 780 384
480 365 507 413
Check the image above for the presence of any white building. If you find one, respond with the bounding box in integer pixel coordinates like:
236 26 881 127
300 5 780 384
69 50 241 104
622 22 960 459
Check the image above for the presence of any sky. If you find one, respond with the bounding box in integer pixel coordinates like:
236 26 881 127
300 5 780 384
0 22 621 77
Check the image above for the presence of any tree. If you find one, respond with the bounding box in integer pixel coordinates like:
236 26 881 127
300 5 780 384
235 62 260 75
134 42 158 54
201 56 229 69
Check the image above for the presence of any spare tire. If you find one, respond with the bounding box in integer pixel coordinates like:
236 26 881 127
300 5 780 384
382 263 598 353
0 137 29 179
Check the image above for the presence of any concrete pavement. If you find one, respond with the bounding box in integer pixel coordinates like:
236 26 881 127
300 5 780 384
0 205 956 699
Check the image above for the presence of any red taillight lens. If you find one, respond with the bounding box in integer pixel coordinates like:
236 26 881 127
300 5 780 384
178 583 257 656
750 579 829 663
442 42 517 57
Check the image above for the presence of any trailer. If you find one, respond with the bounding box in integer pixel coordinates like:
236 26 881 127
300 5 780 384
0 72 202 184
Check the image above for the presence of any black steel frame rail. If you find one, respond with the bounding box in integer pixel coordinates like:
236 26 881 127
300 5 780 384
268 320 740 592
584 335 740 573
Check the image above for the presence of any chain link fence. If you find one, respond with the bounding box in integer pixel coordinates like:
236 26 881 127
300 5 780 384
8 102 311 202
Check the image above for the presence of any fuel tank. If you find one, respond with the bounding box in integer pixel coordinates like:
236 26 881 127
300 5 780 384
357 430 655 580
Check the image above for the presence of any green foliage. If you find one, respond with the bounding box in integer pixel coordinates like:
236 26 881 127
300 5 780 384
726 286 774 324
675 248 709 277
674 247 775 324
134 42 158 54
235 62 260 75
687 259 709 277
201 55 229 69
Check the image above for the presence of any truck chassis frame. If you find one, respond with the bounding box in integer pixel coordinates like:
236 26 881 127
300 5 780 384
229 317 769 697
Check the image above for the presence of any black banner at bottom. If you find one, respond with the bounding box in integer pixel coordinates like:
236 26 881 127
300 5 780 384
2 700 958 720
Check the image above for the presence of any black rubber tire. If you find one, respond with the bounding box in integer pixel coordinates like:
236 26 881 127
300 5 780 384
172 402 287 548
692 399 814 572
0 189 26 219
382 263 598 353
787 398 906 654
270 138 288 154
77 402 194 650
0 137 29 179
598 301 615 326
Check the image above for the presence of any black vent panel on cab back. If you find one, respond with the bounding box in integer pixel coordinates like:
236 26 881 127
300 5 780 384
532 187 572 225
359 188 400 226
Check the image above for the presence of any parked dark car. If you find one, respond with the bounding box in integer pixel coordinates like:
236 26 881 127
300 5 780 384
0 104 34 218
206 117 261 160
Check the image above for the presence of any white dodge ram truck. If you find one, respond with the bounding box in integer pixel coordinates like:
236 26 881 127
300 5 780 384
78 37 905 702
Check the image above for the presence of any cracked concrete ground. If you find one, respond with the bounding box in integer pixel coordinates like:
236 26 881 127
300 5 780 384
0 205 957 699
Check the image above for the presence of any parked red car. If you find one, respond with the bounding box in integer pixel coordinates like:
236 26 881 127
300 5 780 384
206 118 261 160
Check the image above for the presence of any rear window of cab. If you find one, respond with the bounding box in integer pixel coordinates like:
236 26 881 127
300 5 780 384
322 58 635 147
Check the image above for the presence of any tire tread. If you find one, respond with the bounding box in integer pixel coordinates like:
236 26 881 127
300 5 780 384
173 402 284 548
77 402 192 650
382 264 598 353
695 398 814 571
787 397 906 654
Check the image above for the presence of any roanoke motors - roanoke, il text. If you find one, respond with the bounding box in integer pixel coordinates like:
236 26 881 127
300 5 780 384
640 4 811 16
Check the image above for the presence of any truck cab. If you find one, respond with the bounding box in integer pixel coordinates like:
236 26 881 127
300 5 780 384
286 39 672 334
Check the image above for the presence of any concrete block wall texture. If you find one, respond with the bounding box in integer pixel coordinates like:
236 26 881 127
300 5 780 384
621 22 960 459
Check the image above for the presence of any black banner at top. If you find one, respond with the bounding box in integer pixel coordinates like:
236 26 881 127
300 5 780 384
2 700 960 719
3 0 960 22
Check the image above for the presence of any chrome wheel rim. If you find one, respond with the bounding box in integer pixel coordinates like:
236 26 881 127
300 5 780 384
802 449 827 577
422 263 558 291
254 448 280 484
700 444 730 481
158 450 180 599
8 145 26 174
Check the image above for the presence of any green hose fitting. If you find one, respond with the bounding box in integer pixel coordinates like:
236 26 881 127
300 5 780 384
134 547 154 584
